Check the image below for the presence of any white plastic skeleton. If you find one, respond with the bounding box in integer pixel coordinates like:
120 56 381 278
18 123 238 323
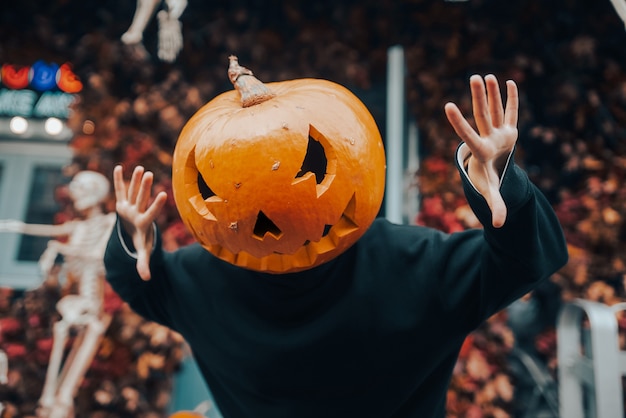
0 171 116 418
121 0 188 62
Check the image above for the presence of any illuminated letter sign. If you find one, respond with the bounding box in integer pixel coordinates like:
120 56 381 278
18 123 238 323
0 60 82 119
0 90 37 116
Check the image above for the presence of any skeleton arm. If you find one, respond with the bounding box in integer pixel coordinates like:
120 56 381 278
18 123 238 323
0 219 76 237
0 220 76 277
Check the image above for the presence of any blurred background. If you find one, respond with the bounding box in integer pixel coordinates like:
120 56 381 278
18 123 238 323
1 0 626 416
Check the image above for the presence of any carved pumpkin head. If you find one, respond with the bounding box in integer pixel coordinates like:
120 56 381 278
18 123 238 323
172 57 386 273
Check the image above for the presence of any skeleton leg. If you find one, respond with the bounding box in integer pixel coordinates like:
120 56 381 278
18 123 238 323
157 0 187 62
38 320 71 416
48 314 111 418
164 0 187 19
121 0 161 44
157 10 183 62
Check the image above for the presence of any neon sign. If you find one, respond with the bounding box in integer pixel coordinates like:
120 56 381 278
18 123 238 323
0 61 82 119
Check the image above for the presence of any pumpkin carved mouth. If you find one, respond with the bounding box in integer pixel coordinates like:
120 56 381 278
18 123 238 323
249 193 359 254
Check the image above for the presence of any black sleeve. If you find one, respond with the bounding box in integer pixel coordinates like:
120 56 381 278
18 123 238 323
103 217 177 329
448 144 568 326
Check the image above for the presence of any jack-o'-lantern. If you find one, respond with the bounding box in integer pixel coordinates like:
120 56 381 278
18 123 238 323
172 56 386 273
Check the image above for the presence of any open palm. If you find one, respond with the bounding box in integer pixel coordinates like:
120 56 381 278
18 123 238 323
444 74 519 228
113 165 168 280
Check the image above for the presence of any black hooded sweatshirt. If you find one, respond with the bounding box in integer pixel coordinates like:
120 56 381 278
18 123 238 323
104 145 568 418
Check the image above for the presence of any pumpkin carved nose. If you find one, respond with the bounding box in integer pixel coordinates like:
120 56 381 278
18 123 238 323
253 211 282 240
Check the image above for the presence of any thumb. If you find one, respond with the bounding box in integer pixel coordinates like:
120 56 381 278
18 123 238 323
133 229 154 281
136 247 152 281
486 186 507 228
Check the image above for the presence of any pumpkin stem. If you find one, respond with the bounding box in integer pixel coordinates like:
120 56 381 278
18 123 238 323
228 56 275 107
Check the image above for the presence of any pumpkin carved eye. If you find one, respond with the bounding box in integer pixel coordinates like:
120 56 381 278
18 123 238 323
295 131 327 184
198 172 214 200
172 56 385 273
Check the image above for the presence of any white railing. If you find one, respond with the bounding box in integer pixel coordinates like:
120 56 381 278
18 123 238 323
557 299 626 418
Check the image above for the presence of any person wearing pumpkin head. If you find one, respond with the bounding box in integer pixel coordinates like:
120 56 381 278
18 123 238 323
104 58 568 418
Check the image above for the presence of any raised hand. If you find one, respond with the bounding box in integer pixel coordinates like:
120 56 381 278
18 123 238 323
113 165 167 280
444 74 519 228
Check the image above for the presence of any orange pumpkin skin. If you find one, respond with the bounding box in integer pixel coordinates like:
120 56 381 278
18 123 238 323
169 412 204 418
172 69 386 274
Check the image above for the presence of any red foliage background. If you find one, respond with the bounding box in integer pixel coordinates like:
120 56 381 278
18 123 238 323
2 0 626 416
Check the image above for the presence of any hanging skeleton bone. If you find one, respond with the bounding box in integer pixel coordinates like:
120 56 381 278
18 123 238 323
610 0 626 27
121 0 188 62
0 171 116 418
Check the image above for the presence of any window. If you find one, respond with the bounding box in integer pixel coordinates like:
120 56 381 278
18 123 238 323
0 140 71 289
17 165 67 262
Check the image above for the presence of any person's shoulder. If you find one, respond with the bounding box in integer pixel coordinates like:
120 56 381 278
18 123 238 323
176 241 209 256
361 217 429 243
367 217 393 231
365 217 422 234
